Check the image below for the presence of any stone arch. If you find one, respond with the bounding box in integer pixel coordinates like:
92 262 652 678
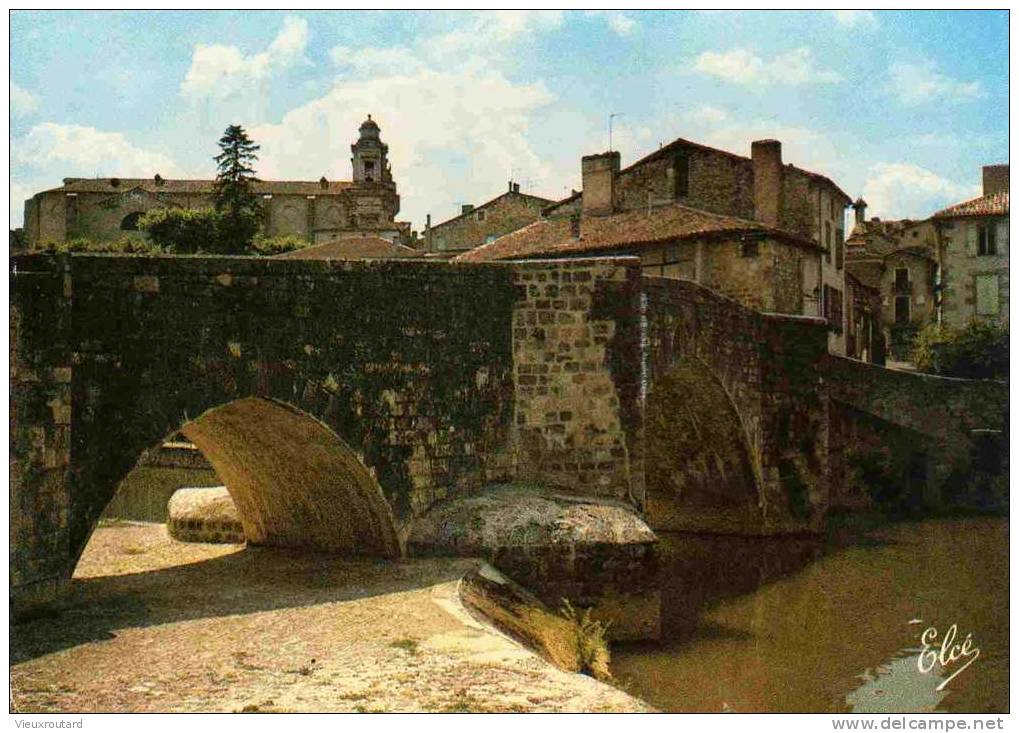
73 396 401 576
120 211 143 231
644 355 763 533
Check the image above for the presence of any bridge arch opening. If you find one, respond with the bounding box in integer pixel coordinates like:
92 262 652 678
644 357 763 533
80 396 400 575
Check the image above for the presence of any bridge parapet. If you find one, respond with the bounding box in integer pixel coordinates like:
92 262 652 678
642 277 830 533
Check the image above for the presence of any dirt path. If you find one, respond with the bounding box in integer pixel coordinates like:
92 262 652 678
10 523 648 713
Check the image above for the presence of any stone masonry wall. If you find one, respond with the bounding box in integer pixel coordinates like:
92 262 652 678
643 276 830 533
428 192 549 253
10 253 643 612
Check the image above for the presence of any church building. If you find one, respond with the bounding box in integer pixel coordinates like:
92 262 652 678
23 116 412 248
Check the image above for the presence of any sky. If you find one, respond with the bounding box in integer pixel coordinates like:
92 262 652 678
9 9 1010 231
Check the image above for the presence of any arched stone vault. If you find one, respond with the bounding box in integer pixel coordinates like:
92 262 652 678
180 398 400 557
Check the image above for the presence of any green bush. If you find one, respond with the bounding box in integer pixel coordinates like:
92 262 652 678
139 208 222 254
250 233 309 256
912 320 1008 380
41 235 164 255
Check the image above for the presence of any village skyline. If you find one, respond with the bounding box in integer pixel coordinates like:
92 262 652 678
9 9 1009 231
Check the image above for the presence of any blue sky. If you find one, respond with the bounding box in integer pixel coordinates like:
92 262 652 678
9 9 1009 230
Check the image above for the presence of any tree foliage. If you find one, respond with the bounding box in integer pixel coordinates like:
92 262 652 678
213 124 262 253
250 233 310 256
912 320 1009 380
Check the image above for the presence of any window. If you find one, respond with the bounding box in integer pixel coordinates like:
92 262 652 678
894 267 910 292
476 210 486 222
823 284 844 334
975 274 1000 315
978 225 997 256
740 239 759 258
120 212 143 231
672 152 689 199
835 229 844 269
895 295 910 325
825 222 832 263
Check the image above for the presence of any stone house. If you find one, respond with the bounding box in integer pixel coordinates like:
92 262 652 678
423 182 554 256
845 271 884 364
23 116 413 248
459 137 853 349
932 165 1009 329
542 138 850 350
845 204 939 359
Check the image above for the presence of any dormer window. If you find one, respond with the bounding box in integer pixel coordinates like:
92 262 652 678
476 210 486 222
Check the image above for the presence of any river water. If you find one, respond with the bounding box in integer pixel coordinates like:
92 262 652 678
611 517 1009 713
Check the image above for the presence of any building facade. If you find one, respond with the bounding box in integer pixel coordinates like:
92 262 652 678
23 116 412 248
461 136 853 353
845 204 939 359
423 182 553 256
932 165 1009 329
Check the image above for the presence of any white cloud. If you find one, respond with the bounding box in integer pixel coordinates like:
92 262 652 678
12 123 182 176
693 47 842 86
10 123 185 226
861 162 979 219
584 10 637 36
10 82 39 117
679 106 843 181
886 60 983 105
832 10 878 28
179 15 307 111
261 19 562 228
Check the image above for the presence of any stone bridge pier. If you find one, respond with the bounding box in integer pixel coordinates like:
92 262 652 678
10 253 645 614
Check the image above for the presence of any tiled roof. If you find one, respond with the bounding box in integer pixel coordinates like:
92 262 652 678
455 202 817 262
39 178 355 196
543 135 852 215
932 191 1009 219
275 237 421 260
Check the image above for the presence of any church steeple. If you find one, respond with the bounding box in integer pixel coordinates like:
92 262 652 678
351 114 391 185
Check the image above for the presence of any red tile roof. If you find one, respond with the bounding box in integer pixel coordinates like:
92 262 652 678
455 202 818 262
275 237 421 260
932 191 1009 219
39 177 355 196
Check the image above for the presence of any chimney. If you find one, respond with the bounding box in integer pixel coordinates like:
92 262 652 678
581 151 620 216
319 176 329 190
512 182 520 194
751 139 783 226
425 214 431 231
982 164 1009 196
852 197 867 226
461 204 474 215
154 173 164 187
508 180 513 192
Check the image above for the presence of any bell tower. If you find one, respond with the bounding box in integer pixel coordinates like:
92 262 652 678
351 115 392 186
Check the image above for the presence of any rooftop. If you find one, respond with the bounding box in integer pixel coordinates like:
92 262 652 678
38 177 355 197
932 191 1009 219
429 187 555 231
455 201 817 263
543 135 852 216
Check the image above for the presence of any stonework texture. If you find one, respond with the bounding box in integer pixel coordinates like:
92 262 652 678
936 215 1010 329
9 253 643 613
643 276 831 534
426 188 553 254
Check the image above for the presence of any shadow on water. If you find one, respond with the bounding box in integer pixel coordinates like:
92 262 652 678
621 512 900 651
11 545 476 665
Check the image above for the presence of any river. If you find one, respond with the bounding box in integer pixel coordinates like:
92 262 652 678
611 517 1009 713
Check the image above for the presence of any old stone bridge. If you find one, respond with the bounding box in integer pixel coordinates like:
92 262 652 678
10 252 1008 615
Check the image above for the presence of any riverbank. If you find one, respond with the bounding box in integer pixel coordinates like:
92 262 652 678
10 523 650 713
